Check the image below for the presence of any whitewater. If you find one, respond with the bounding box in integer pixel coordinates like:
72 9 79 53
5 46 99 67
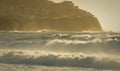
0 31 120 71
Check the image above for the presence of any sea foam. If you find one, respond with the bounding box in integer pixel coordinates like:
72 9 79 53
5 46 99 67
0 50 119 70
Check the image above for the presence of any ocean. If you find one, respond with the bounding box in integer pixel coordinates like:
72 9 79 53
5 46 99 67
0 31 120 71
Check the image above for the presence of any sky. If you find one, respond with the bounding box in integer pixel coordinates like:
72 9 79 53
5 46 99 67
51 0 120 32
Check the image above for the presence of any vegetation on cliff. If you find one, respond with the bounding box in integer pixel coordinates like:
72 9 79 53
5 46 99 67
0 0 102 32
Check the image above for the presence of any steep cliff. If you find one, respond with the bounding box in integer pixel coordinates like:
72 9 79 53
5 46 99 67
0 0 103 32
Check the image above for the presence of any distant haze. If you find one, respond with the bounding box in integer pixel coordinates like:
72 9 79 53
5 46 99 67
51 0 120 32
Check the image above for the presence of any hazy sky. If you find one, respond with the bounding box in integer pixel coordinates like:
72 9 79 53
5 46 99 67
51 0 120 32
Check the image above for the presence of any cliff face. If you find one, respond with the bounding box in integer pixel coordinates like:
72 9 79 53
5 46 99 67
0 0 103 32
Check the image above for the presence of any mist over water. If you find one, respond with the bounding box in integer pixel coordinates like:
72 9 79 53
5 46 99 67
0 31 120 71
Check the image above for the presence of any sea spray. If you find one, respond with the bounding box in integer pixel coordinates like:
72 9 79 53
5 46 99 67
0 50 120 70
0 32 120 71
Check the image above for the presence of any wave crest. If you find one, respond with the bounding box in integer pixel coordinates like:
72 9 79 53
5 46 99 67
0 50 120 70
46 38 118 45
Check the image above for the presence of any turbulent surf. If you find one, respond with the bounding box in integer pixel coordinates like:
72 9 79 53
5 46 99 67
0 32 120 71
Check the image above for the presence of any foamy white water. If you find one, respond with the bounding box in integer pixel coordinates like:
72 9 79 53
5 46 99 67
1 63 115 71
0 32 120 71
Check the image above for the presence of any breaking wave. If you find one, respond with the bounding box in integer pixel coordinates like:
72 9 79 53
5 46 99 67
0 32 120 70
0 50 120 70
46 38 118 45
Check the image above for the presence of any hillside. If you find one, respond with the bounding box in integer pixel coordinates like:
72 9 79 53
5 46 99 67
0 0 103 32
